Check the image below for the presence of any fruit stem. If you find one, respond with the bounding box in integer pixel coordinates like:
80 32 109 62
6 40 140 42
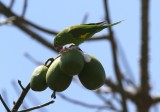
45 58 54 67
51 91 56 99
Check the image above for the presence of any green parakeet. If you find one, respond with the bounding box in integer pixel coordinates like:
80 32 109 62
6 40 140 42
53 21 122 50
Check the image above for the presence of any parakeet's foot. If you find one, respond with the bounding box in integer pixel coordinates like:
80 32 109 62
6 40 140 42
59 44 81 55
59 47 70 54
69 44 82 51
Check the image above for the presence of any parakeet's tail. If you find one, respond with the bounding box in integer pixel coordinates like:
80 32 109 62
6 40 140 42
99 20 123 28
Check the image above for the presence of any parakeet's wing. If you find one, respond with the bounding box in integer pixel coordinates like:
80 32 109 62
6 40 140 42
84 21 106 25
68 21 122 39
53 20 123 48
68 24 102 39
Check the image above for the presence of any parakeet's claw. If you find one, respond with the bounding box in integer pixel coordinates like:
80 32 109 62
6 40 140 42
68 43 76 48
69 44 82 51
59 47 71 55
59 44 81 55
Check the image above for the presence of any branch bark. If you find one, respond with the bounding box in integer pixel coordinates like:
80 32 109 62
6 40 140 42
140 0 150 95
0 94 11 112
58 93 113 110
103 0 128 112
21 0 28 17
133 1 152 112
11 83 30 112
0 2 58 52
104 79 135 101
18 100 54 112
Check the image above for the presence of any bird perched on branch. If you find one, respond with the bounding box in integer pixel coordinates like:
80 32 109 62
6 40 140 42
53 21 122 50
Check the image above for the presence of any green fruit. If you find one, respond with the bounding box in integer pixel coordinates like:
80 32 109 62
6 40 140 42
30 65 48 91
46 57 72 92
78 55 106 90
59 49 85 76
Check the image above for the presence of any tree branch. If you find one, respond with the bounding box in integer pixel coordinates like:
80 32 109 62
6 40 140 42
103 0 128 112
22 19 58 35
58 93 113 110
105 79 136 101
9 0 15 9
11 81 29 110
1 1 58 35
16 21 56 51
87 35 109 41
11 83 30 112
140 0 150 94
0 2 58 52
24 52 43 65
18 80 25 90
0 94 11 112
81 13 89 24
21 0 28 17
18 100 54 112
0 2 59 52
152 94 160 105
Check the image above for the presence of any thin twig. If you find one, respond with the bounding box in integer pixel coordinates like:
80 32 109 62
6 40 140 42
21 0 27 17
13 101 16 105
24 52 43 65
9 0 15 9
18 100 54 112
94 92 120 111
0 2 57 52
58 93 108 109
116 39 136 87
94 92 109 104
16 21 56 51
5 1 58 35
18 80 25 90
0 94 11 112
11 81 29 110
104 79 135 101
22 18 58 35
1 90 10 109
60 92 119 112
87 35 109 41
103 0 128 112
11 83 30 112
81 13 89 24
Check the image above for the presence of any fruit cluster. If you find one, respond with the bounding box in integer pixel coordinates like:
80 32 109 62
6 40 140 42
30 48 106 93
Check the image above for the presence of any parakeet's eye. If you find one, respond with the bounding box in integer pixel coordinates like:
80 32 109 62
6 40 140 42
54 41 58 47
54 41 63 51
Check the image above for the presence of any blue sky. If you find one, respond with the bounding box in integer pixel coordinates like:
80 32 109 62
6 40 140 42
0 0 160 112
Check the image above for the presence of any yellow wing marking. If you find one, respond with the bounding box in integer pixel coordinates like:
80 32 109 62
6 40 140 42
80 33 90 38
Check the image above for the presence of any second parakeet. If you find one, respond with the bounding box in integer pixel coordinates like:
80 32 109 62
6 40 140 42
53 21 122 50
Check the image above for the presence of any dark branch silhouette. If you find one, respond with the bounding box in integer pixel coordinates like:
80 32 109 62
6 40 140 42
0 95 11 112
11 83 30 111
103 0 128 111
0 0 159 112
18 100 54 112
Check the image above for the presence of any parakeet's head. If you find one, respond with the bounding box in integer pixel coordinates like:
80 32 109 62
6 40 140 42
53 28 74 50
53 37 63 51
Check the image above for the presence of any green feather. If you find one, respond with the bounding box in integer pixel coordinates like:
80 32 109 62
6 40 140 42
53 21 122 49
